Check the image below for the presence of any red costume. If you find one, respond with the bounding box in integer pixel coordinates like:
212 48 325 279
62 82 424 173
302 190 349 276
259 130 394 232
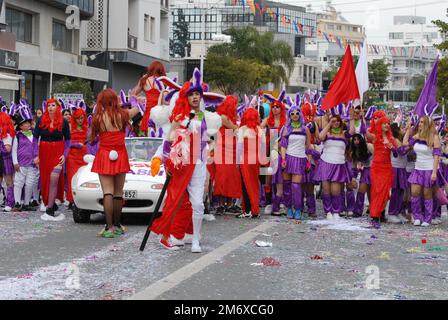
66 108 88 203
33 99 70 207
90 90 131 176
370 116 397 218
91 131 130 175
213 96 241 198
238 108 264 216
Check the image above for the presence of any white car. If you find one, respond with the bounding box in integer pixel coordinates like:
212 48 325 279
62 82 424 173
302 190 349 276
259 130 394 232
71 137 166 223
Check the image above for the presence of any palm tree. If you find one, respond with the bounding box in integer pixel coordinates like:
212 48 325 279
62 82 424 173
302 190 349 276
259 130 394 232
218 27 295 86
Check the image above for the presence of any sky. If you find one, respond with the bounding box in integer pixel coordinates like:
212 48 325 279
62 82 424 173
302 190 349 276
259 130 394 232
283 0 448 43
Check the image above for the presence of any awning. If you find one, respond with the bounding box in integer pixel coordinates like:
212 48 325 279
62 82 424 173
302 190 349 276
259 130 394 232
0 73 22 91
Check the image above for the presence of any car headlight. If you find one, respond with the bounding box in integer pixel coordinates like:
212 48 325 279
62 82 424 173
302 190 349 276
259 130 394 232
151 183 164 190
80 182 100 189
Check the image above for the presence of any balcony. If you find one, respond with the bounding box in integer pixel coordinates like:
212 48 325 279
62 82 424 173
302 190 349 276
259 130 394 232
128 35 138 51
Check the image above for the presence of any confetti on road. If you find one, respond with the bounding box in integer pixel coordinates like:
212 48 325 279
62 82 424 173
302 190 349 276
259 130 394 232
255 240 273 247
375 252 391 260
261 257 281 267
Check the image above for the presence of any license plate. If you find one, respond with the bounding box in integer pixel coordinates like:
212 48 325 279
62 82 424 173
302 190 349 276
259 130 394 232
124 190 137 199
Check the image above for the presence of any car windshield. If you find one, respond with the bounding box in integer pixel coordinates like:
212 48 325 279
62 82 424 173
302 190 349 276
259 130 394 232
125 137 163 162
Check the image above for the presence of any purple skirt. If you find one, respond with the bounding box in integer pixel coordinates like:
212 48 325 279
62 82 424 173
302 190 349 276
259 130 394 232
285 155 307 176
314 160 351 183
2 154 14 176
392 167 408 189
408 169 445 188
272 156 283 184
359 167 371 185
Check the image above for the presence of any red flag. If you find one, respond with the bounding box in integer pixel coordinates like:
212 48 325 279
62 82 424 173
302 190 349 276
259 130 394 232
322 46 360 111
297 22 303 33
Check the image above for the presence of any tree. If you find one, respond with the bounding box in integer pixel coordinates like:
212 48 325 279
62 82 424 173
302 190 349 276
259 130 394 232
432 19 448 51
205 27 294 89
205 53 270 96
409 19 448 111
409 75 425 102
169 9 190 58
53 77 95 105
368 59 390 90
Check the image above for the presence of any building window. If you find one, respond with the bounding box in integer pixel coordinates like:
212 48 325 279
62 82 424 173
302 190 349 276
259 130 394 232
144 14 150 41
336 25 342 31
150 16 156 41
5 7 33 43
389 32 403 39
52 21 73 53
327 24 334 30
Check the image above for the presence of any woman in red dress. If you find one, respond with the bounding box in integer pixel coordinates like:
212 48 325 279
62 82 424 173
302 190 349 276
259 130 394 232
90 89 140 238
132 61 166 135
33 99 70 220
66 102 88 207
370 116 400 228
236 108 266 218
213 95 241 212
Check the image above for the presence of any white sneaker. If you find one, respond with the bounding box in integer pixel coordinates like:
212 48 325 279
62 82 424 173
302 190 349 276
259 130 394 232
203 214 216 222
159 238 180 251
191 240 202 253
398 214 408 223
40 213 65 221
280 204 286 214
3 206 12 212
40 202 46 212
413 219 421 226
347 211 354 217
421 222 430 227
340 212 347 217
264 205 273 215
388 215 402 224
431 218 442 225
326 213 333 220
333 213 341 219
169 235 185 246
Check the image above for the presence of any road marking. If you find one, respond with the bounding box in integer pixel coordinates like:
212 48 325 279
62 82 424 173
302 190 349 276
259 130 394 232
130 221 275 300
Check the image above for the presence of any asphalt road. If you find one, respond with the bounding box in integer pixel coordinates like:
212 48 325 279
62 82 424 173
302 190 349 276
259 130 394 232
1 204 448 300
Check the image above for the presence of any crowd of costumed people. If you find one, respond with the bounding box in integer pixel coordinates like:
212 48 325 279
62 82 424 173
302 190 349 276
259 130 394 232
0 58 445 253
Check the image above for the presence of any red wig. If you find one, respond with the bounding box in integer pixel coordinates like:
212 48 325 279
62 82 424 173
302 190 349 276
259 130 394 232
0 112 16 139
139 61 166 88
217 95 238 125
90 89 130 141
71 108 88 134
169 82 193 123
40 98 63 132
241 108 260 131
369 110 387 135
267 100 286 129
301 102 317 124
374 116 397 148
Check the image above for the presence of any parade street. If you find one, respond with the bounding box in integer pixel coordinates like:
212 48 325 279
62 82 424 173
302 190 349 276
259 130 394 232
1 205 448 300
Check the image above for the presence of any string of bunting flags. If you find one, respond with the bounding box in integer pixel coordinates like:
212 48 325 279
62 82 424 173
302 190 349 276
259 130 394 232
238 0 312 37
317 29 438 58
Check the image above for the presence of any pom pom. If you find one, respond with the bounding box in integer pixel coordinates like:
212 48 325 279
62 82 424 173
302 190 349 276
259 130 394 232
109 150 118 161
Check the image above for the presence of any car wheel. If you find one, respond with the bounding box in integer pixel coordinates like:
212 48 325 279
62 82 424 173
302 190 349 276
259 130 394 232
72 205 91 223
